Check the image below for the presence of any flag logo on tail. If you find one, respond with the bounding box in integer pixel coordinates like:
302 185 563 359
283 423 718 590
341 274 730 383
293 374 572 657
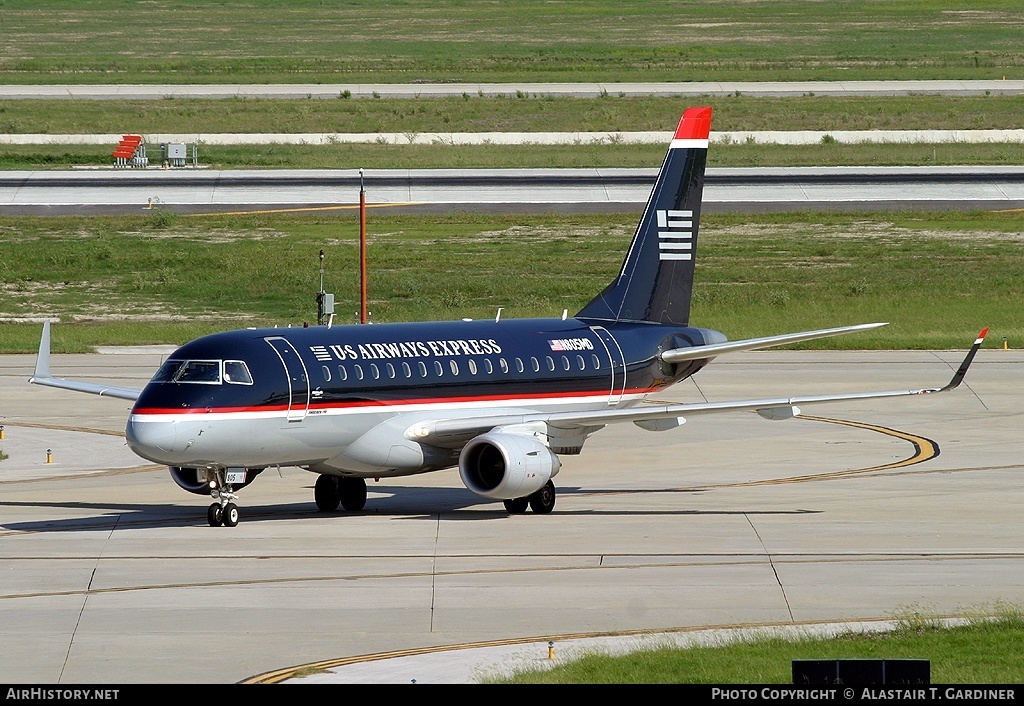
657 210 693 261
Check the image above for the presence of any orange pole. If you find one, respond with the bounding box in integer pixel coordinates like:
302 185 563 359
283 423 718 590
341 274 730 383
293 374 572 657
359 170 368 324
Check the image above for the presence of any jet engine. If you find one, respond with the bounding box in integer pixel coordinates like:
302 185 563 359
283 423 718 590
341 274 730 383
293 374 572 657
458 432 560 501
169 466 261 495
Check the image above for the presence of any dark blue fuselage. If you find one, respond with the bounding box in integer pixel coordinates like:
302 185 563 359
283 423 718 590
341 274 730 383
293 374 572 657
131 317 717 421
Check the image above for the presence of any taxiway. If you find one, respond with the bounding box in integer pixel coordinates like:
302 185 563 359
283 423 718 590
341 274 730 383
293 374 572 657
1 346 1020 683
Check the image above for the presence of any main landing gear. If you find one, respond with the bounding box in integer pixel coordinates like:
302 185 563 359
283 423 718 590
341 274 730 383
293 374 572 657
503 480 556 515
314 474 368 512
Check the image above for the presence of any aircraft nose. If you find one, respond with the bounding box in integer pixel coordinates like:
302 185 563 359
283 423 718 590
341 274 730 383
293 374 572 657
126 417 179 463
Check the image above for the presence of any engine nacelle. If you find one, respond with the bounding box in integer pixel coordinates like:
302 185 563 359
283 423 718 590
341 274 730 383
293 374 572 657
459 432 560 501
169 466 261 495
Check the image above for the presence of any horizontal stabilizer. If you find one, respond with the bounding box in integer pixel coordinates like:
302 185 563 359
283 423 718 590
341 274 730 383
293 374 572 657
661 322 888 364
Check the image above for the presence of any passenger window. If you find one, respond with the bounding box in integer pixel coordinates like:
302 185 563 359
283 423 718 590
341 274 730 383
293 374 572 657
402 362 412 378
468 359 478 375
515 358 525 373
434 361 444 377
370 363 380 380
321 365 332 382
484 359 493 374
546 356 555 372
386 363 396 379
576 355 585 370
499 358 509 374
592 354 601 369
354 364 364 380
531 357 540 373
223 360 253 385
418 361 428 378
338 365 348 381
450 360 459 376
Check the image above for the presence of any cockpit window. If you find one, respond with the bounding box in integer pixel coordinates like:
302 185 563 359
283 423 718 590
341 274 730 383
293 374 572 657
175 360 222 383
223 360 253 385
151 359 252 385
152 359 185 383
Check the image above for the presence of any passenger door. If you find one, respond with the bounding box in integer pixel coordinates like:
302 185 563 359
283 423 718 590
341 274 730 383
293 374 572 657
590 326 626 406
265 336 310 422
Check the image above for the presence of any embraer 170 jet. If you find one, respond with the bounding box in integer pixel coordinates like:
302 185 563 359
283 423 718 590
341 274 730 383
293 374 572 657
30 107 985 527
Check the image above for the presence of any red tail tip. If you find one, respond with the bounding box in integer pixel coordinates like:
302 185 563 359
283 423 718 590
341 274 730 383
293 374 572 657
675 107 713 140
978 327 989 340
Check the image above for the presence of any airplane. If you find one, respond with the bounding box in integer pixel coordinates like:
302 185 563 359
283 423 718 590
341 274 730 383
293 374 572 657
29 106 987 527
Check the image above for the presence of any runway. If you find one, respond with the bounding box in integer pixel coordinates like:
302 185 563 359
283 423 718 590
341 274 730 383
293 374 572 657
5 166 1024 215
1 346 1021 683
4 78 1023 215
4 79 1024 99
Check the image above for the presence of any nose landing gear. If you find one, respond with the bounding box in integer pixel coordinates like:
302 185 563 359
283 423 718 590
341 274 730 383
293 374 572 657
206 468 242 527
207 500 239 527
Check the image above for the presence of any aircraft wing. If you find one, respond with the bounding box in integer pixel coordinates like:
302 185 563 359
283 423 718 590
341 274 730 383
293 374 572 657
28 320 143 401
406 328 987 448
661 322 888 363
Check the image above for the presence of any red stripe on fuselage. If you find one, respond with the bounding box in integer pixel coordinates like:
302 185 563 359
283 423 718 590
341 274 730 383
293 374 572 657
131 386 657 415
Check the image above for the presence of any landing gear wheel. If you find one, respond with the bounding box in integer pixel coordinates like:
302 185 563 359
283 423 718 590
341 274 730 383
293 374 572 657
340 477 367 511
504 497 529 514
315 474 341 512
205 467 242 527
528 480 556 514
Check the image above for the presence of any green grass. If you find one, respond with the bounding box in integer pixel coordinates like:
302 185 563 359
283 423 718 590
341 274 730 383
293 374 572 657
1 209 1021 353
2 3 1021 350
2 1 1023 84
4 94 1023 169
492 607 1024 683
3 141 1024 171
5 95 1024 135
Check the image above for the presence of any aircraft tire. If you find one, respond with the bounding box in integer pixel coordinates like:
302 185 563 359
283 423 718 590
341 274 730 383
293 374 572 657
314 474 341 512
528 481 556 514
207 503 223 527
504 497 529 514
340 477 367 511
223 503 239 527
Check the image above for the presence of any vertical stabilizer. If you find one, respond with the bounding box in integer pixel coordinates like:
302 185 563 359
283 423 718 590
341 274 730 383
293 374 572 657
576 106 712 325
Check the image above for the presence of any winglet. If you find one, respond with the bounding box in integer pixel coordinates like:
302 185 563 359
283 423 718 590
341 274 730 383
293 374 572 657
30 319 52 383
27 320 143 401
937 327 987 392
